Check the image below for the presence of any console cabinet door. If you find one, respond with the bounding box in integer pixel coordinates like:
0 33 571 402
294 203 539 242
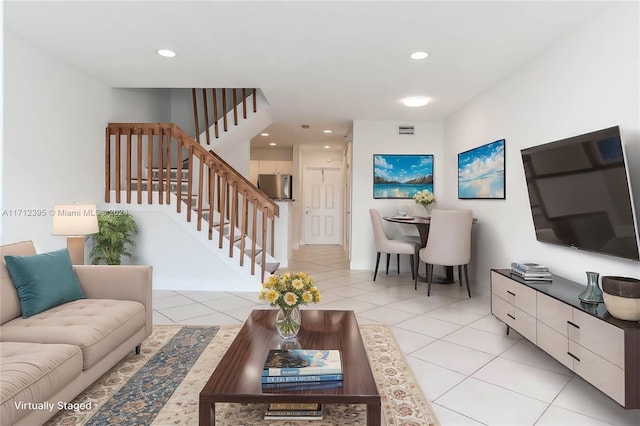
568 309 625 369
569 340 625 406
491 272 536 316
537 321 572 369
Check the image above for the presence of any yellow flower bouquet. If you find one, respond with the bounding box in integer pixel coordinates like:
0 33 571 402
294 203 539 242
259 272 321 339
413 189 436 207
259 271 321 309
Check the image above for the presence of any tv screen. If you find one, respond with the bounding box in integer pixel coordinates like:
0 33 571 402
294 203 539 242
521 126 639 261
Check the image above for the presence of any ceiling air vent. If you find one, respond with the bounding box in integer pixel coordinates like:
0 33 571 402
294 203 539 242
399 125 414 135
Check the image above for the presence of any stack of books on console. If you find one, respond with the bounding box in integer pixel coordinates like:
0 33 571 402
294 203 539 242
261 349 343 392
510 262 552 281
264 402 323 421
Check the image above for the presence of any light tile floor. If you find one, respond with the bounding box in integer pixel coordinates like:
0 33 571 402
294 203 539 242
153 245 640 426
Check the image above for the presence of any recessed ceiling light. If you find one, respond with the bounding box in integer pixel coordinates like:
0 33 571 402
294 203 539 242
323 145 331 149
261 133 269 136
269 142 277 146
157 49 176 58
323 130 332 134
411 51 428 60
402 96 430 107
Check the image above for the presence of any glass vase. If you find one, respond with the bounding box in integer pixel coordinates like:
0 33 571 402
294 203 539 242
579 271 604 304
415 204 431 218
275 305 301 340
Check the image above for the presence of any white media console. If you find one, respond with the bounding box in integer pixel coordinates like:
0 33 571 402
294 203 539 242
491 269 640 409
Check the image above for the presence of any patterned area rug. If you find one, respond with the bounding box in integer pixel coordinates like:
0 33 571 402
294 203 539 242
46 324 438 426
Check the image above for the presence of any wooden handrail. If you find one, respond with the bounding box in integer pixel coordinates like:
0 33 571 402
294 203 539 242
105 122 278 281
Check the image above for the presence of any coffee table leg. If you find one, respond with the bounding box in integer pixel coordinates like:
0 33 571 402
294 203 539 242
367 401 381 426
199 401 215 426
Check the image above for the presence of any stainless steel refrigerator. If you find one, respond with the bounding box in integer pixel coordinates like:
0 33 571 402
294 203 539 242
257 174 292 199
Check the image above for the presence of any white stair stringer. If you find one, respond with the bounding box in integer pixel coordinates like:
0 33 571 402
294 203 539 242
106 190 278 292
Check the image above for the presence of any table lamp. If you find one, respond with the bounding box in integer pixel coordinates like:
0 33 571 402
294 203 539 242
52 203 99 265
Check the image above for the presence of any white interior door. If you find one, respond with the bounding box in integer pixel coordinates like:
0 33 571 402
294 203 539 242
303 166 342 244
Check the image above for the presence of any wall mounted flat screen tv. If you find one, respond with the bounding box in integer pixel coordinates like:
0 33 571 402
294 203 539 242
521 126 639 261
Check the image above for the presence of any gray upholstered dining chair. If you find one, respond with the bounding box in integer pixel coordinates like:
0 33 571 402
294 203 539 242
416 209 473 297
369 209 420 281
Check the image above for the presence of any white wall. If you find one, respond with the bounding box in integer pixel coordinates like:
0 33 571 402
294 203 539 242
251 147 293 161
2 31 173 253
443 2 640 294
2 31 108 250
351 121 445 270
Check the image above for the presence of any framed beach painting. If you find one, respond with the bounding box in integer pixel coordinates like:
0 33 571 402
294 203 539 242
373 154 434 199
458 139 505 199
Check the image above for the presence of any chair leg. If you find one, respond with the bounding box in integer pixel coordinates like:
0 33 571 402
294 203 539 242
373 252 381 281
427 264 433 297
414 247 420 290
410 254 415 280
458 265 463 287
464 264 471 297
385 253 390 275
397 253 400 274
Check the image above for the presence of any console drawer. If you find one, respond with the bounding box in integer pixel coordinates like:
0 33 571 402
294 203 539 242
492 294 536 343
537 292 572 336
491 272 536 317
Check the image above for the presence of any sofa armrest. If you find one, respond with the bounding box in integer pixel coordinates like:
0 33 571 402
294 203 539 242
73 265 153 337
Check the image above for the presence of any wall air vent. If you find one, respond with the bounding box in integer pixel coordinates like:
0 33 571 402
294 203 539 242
399 125 414 135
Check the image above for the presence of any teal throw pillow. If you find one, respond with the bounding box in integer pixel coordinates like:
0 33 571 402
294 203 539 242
4 248 85 318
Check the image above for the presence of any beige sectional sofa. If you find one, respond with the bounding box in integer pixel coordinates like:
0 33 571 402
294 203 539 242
0 241 152 426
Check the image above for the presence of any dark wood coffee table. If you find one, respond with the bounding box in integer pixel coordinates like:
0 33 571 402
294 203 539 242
199 309 381 425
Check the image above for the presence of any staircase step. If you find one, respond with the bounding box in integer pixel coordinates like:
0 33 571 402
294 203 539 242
239 246 263 258
265 262 280 274
222 226 243 243
211 216 230 227
148 168 190 182
181 195 199 208
130 180 189 192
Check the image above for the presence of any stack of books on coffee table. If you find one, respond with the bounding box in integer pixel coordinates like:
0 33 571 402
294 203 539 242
261 349 343 392
261 349 342 420
510 262 552 281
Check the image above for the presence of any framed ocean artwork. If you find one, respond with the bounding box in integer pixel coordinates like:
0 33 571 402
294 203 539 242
373 154 434 199
458 139 505 199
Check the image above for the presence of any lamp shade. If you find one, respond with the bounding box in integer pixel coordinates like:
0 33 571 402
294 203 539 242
52 204 99 236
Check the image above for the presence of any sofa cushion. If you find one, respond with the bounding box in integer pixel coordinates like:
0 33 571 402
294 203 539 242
0 299 145 370
0 341 82 426
4 248 85 318
1 241 37 324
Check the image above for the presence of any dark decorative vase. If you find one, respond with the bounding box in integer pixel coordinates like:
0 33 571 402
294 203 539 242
579 271 603 304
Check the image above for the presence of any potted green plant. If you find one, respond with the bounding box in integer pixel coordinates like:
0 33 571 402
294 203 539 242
90 211 139 265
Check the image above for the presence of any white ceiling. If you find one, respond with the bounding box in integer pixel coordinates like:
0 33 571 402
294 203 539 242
5 1 608 150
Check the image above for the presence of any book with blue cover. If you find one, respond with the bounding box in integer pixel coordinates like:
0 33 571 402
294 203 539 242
261 374 343 384
262 349 342 376
261 380 343 392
